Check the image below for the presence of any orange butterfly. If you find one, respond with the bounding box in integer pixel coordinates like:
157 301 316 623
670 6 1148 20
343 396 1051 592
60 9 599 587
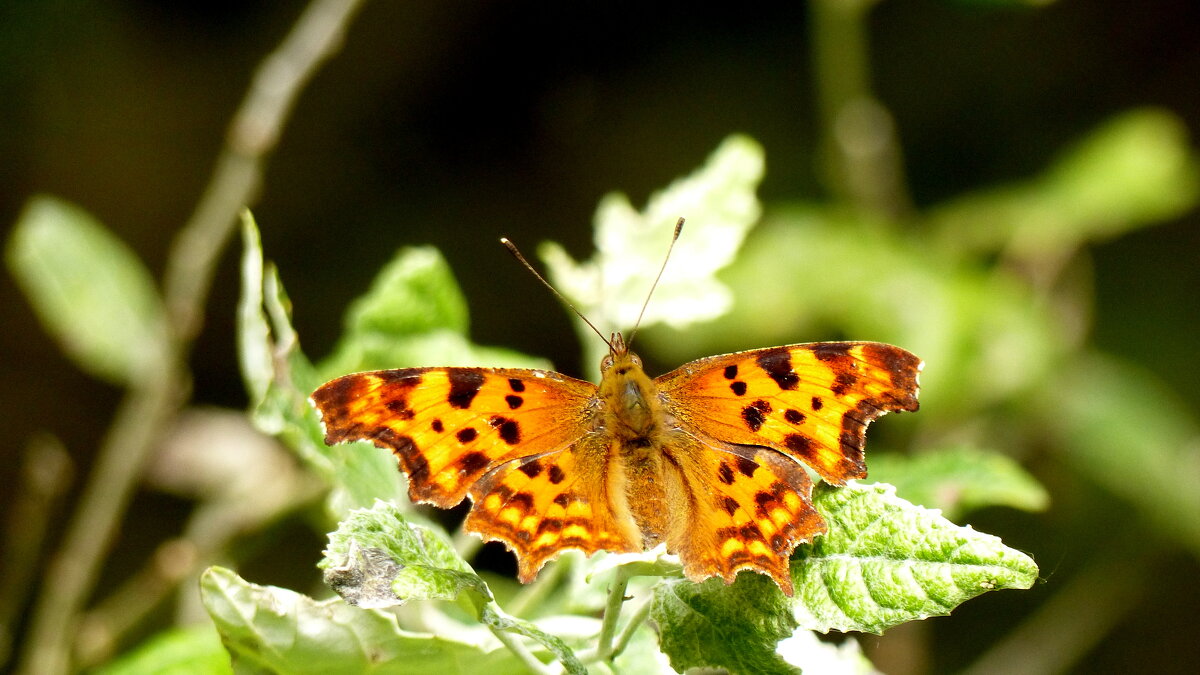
311 224 921 596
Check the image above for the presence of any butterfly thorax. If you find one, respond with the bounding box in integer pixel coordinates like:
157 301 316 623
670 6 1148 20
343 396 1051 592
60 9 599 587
597 334 673 546
597 336 663 445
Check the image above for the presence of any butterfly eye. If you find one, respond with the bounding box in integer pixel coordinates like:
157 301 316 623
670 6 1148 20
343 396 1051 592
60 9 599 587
600 354 614 371
630 354 643 368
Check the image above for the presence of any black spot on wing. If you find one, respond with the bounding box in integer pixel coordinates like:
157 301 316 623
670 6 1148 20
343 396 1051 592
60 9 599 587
459 451 489 474
755 348 800 390
508 378 526 392
431 419 444 433
811 396 824 411
456 428 478 444
489 416 521 445
721 496 740 515
736 456 758 477
447 370 485 409
552 493 570 507
548 465 565 484
730 381 748 396
385 398 415 420
741 400 771 432
718 462 736 485
505 395 524 409
723 364 738 379
518 459 543 478
784 409 805 424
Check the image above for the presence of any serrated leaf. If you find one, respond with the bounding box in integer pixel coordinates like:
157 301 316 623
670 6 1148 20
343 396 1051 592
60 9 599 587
94 624 232 675
540 134 764 370
321 501 488 608
1040 352 1200 557
868 447 1049 520
200 567 526 675
238 214 404 518
651 573 798 675
792 483 1039 634
6 195 169 385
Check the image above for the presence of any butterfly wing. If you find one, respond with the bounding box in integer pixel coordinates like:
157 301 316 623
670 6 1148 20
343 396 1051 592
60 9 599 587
311 367 599 507
656 341 921 485
312 367 644 578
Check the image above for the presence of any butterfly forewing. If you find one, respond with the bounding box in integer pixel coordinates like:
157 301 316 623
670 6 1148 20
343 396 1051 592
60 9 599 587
311 367 598 507
656 341 921 484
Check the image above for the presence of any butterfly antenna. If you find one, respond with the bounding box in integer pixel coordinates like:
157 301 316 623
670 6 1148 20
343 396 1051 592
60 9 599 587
500 237 612 349
626 217 685 348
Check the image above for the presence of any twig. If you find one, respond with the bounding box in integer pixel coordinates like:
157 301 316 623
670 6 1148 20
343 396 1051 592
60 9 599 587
594 566 631 662
611 597 652 659
0 436 73 670
809 0 911 219
16 2 367 673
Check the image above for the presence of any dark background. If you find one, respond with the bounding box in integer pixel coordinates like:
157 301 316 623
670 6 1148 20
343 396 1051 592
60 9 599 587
3 1 1198 672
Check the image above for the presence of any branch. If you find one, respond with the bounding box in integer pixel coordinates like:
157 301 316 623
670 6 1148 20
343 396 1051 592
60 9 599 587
16 2 367 673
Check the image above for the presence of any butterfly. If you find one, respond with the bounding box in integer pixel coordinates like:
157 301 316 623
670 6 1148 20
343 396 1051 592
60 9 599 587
310 224 921 596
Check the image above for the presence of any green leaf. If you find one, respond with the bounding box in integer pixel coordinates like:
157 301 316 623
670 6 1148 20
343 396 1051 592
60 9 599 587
868 447 1049 520
94 624 232 675
320 501 488 608
238 213 404 518
321 247 548 377
651 573 798 675
200 567 526 675
792 483 1040 634
6 195 169 385
319 503 586 674
1039 352 1200 557
540 134 765 371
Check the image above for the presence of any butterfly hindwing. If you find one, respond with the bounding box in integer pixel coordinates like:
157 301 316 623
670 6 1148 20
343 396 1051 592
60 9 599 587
656 341 921 484
311 367 597 507
656 437 825 595
465 435 643 582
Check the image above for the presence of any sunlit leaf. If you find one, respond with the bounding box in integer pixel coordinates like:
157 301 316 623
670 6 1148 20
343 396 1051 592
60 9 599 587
792 483 1040 633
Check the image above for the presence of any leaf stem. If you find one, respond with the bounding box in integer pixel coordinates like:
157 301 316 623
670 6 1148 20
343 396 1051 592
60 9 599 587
506 557 570 618
488 624 557 675
594 566 631 662
611 597 652 659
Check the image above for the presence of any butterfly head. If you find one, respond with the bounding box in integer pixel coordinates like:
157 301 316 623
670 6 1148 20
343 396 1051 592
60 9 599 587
599 331 660 438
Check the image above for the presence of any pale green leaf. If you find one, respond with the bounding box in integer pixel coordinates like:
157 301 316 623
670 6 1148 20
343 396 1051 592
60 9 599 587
6 195 169 385
792 483 1040 634
320 501 488 608
541 134 764 370
200 567 526 675
868 447 1049 520
1039 352 1200 557
94 624 232 675
651 573 798 675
